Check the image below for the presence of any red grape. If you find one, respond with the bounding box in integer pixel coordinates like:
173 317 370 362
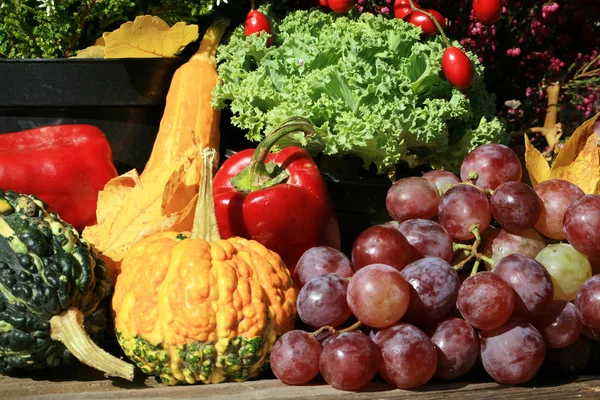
319 332 379 391
438 184 491 241
346 264 410 328
270 330 322 385
583 326 600 342
574 275 600 330
351 225 414 271
533 179 584 240
400 257 460 325
479 320 546 385
545 336 590 375
531 300 583 349
564 194 600 258
482 228 546 263
460 144 522 190
457 271 515 330
430 317 479 380
398 219 453 262
422 170 461 195
293 246 353 287
492 254 553 320
296 273 351 328
490 181 543 233
373 323 437 389
386 177 440 223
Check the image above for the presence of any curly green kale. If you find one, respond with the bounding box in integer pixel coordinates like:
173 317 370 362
213 8 507 173
0 0 220 58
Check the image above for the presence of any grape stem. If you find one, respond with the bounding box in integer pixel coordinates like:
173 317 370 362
406 0 451 48
470 260 480 276
465 170 479 185
452 225 496 273
312 320 363 337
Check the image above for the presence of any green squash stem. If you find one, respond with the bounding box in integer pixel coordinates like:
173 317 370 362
49 308 135 381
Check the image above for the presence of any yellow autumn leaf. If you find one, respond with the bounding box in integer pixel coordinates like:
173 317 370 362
552 112 599 175
524 113 600 193
103 15 199 58
551 133 600 194
73 45 105 58
82 151 201 284
524 133 551 187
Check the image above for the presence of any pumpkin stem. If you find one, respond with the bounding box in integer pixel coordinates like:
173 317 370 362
49 308 135 381
192 148 221 242
194 18 230 64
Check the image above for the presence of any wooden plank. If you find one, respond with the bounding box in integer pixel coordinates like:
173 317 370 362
1 366 599 400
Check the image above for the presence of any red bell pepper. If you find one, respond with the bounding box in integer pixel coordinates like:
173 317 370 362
213 117 341 272
0 124 118 231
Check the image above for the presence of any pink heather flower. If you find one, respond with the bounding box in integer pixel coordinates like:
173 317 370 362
526 87 534 97
381 6 390 13
542 2 559 20
507 47 522 56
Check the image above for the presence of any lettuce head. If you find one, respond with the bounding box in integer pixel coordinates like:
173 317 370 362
213 9 506 173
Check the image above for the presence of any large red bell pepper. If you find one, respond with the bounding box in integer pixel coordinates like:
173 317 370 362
213 117 341 271
0 124 118 231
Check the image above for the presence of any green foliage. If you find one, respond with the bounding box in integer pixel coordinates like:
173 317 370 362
0 0 221 58
213 8 506 173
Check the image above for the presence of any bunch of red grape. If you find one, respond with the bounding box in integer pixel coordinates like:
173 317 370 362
270 143 600 391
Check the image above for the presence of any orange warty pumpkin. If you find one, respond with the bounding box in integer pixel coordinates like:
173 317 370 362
112 149 297 385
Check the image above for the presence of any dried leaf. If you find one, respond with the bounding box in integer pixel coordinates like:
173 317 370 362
82 153 201 282
103 15 199 58
552 112 599 174
524 133 551 187
73 45 105 58
551 133 600 194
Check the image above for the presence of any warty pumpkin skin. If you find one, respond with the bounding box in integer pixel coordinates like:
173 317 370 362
0 189 133 380
113 233 296 385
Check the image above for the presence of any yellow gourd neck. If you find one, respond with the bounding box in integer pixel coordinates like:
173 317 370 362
192 18 230 65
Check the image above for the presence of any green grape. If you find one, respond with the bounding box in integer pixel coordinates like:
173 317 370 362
535 243 592 301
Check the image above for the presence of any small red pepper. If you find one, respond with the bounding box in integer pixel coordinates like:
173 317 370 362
0 124 118 231
213 117 341 272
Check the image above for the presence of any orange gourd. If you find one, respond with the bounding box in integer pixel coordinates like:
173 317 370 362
112 149 297 385
83 19 229 281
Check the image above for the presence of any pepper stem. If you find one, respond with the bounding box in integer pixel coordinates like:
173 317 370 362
192 148 221 242
49 308 134 381
231 117 316 193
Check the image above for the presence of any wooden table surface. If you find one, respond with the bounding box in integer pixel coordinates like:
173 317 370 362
1 365 599 399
